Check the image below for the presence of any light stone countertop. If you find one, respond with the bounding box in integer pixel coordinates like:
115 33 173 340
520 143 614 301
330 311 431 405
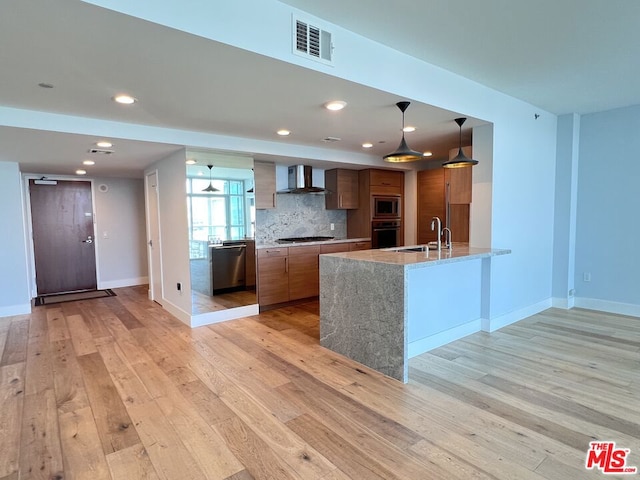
256 237 371 249
321 243 510 268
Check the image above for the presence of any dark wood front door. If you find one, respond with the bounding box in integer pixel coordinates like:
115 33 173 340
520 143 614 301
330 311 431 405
29 179 97 294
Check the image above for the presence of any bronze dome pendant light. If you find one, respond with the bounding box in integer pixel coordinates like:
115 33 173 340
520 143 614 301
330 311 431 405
383 101 424 163
443 117 478 168
202 164 220 192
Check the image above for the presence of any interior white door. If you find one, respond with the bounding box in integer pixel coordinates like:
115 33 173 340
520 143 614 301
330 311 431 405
145 171 163 303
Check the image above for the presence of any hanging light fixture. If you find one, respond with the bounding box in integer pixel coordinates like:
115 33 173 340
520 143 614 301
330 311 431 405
383 101 424 163
202 164 219 192
443 117 478 168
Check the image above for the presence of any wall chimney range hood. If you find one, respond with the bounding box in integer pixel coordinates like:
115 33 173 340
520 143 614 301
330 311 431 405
278 165 328 194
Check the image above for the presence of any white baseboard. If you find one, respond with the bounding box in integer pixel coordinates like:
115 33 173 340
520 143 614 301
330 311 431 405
0 303 32 318
482 298 552 332
98 276 149 290
574 297 640 318
159 299 191 326
552 296 575 310
408 319 482 358
190 304 259 328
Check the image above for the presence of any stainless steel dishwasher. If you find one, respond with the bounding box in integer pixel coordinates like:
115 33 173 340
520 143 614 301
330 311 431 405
210 241 246 294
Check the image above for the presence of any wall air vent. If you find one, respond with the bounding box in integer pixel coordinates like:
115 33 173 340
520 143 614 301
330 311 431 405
88 148 114 155
293 16 333 65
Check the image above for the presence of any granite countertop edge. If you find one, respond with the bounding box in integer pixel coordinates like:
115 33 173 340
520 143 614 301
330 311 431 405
320 244 511 267
256 237 371 249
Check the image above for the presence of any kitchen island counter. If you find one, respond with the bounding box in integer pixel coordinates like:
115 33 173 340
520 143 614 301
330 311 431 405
319 243 510 382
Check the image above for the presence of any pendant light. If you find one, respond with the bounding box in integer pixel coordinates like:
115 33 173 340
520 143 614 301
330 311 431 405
202 164 219 192
383 101 424 163
442 117 478 168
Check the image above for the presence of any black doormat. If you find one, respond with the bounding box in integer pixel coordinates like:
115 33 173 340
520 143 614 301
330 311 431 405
34 289 116 306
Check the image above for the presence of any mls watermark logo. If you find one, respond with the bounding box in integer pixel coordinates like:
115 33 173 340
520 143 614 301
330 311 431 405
585 441 637 475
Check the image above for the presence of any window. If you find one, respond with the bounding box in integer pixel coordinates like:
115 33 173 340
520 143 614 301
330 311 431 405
187 177 253 259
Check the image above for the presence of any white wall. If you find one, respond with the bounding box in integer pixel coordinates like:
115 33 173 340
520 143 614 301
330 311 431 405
145 149 192 323
94 177 148 288
7 0 560 327
0 161 31 316
84 0 559 325
574 105 640 316
552 114 580 309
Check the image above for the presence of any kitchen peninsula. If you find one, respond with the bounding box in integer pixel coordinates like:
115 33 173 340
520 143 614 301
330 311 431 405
319 244 510 382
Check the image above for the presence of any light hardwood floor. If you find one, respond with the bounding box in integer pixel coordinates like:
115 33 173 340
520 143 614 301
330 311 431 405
0 286 638 479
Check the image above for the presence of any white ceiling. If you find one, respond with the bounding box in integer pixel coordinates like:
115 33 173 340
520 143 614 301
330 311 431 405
1 0 637 178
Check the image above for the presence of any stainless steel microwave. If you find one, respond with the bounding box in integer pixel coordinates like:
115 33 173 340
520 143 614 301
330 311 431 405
373 195 400 218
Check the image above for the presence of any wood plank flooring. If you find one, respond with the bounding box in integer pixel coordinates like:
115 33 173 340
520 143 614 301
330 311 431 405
0 286 638 479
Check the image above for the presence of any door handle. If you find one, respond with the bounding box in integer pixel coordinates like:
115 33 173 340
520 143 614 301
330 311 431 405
82 236 93 244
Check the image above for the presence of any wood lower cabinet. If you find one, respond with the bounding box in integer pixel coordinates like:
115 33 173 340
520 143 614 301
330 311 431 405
288 245 320 301
349 241 371 251
256 247 288 305
257 240 371 307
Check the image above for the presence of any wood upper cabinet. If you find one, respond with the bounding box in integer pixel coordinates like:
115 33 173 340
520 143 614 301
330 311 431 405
368 169 404 196
369 169 403 187
288 245 320 301
417 167 471 244
254 160 276 209
445 167 472 204
324 169 359 209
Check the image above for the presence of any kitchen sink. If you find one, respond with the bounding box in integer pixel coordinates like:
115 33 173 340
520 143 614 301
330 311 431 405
386 244 435 253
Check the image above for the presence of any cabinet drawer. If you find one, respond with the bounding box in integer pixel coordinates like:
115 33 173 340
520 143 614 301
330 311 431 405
288 245 320 256
320 243 351 254
349 241 371 251
258 247 288 258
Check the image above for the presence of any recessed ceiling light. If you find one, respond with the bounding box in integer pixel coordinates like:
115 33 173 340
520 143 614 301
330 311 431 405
113 94 136 105
423 151 433 157
277 129 291 136
96 141 112 148
362 142 373 148
324 100 347 111
403 126 416 133
82 160 95 166
76 169 87 175
38 82 54 89
185 159 197 165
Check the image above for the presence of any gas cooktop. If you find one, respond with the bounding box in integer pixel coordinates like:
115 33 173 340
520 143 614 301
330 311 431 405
275 236 335 244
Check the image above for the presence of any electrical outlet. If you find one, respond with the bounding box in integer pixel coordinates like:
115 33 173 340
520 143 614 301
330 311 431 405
583 273 591 282
330 223 335 231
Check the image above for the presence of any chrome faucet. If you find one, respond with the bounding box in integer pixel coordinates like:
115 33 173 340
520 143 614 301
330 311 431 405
431 216 442 251
442 227 452 250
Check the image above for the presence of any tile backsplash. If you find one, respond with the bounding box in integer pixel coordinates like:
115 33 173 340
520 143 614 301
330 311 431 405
255 193 347 244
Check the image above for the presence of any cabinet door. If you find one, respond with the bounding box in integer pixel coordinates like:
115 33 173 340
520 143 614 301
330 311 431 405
288 245 320 300
325 169 359 209
254 161 276 209
257 248 288 305
369 169 403 187
445 167 472 204
417 169 446 244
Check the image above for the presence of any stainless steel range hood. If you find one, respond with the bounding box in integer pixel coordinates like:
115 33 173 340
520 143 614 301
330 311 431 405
278 165 328 194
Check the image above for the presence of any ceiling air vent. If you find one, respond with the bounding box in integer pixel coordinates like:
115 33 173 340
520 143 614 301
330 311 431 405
293 16 333 65
88 148 114 155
